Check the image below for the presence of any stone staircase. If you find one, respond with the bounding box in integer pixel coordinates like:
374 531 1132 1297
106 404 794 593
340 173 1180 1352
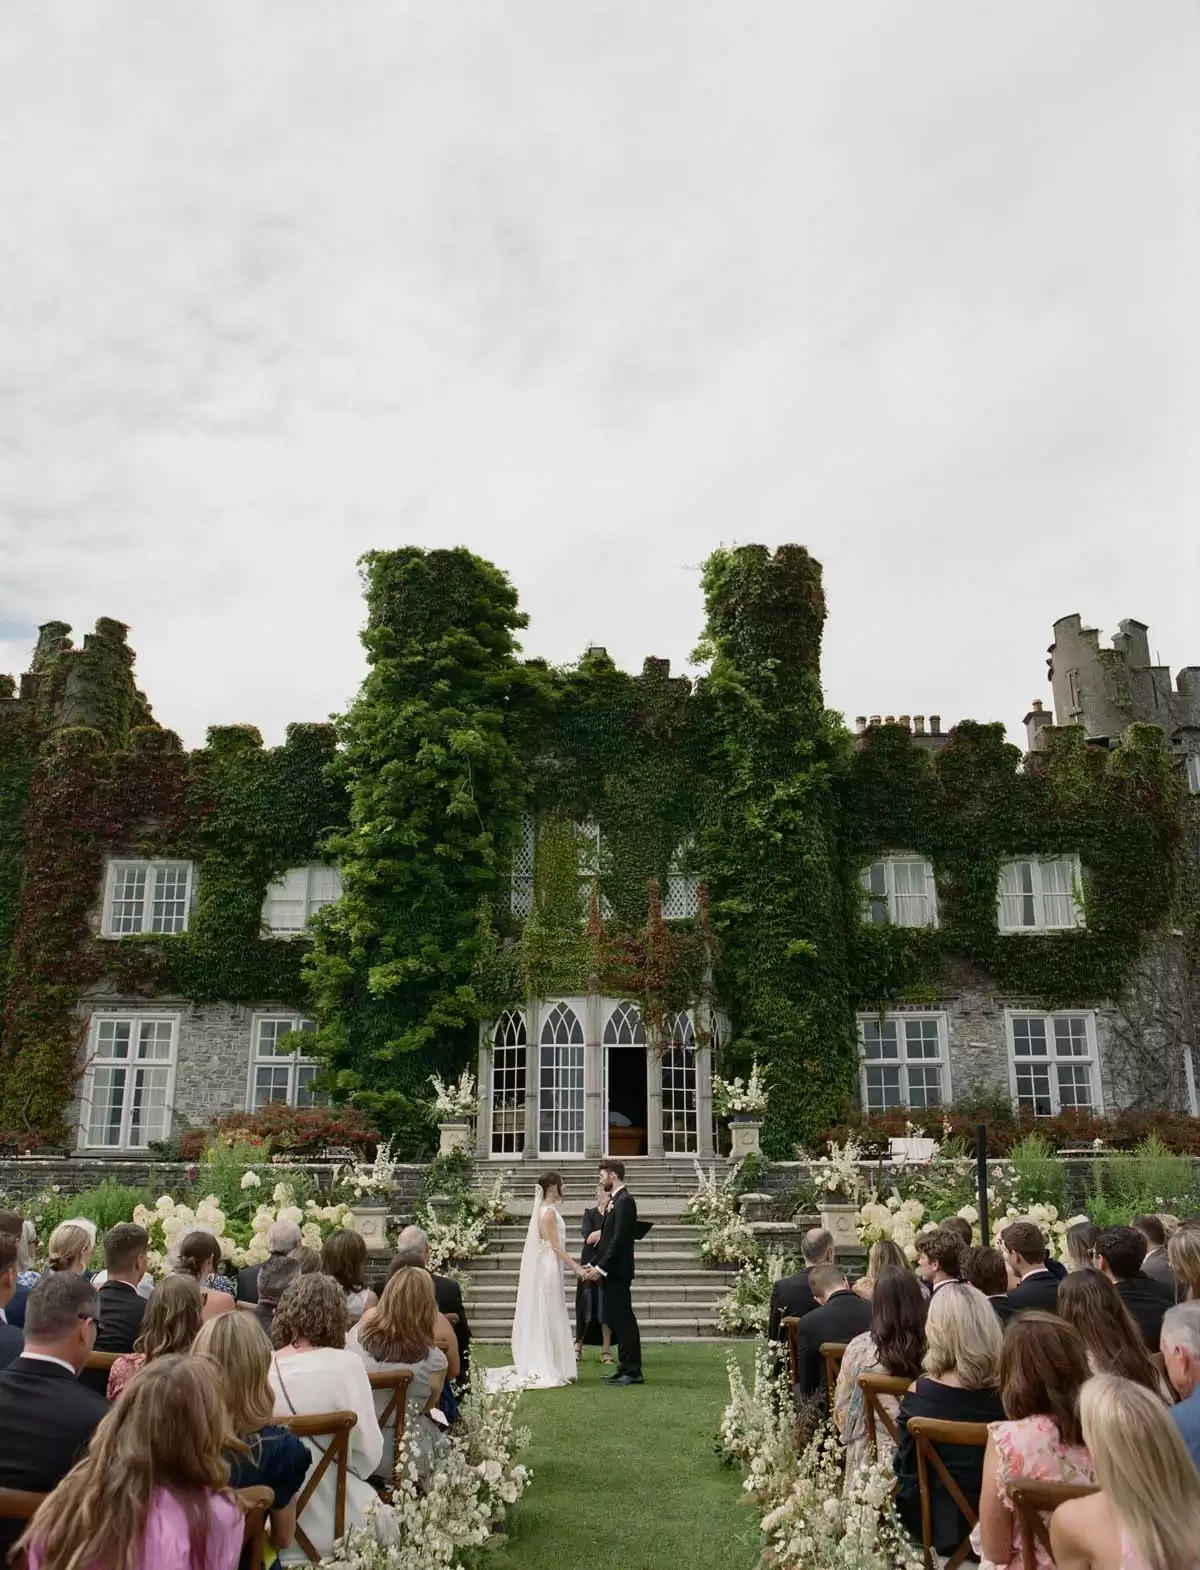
463 1158 739 1342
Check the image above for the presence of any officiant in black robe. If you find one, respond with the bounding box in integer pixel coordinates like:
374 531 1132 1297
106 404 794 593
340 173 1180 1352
575 1188 612 1359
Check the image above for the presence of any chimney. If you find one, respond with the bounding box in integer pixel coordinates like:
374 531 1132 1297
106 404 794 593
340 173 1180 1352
855 716 867 733
884 715 895 726
898 715 911 731
929 715 942 736
913 715 926 735
869 715 881 728
1024 699 1053 753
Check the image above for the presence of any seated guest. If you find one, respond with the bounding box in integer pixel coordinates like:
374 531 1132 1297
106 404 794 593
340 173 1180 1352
255 1253 301 1336
940 1216 974 1250
0 1233 25 1368
193 1312 312 1565
894 1282 1006 1558
293 1247 322 1276
1133 1212 1177 1292
108 1273 204 1399
960 1244 1016 1325
793 1263 872 1404
833 1265 926 1482
268 1274 383 1563
1003 1222 1060 1314
1168 1221 1200 1302
1056 1267 1171 1398
915 1227 963 1294
236 1217 301 1304
393 1225 470 1385
321 1229 377 1326
0 1273 109 1562
45 1220 95 1277
1065 1221 1099 1274
1162 1301 1200 1468
349 1265 449 1480
1050 1374 1200 1570
175 1229 236 1322
767 1227 835 1341
1093 1226 1174 1351
0 1210 36 1328
974 1311 1095 1569
852 1239 909 1301
86 1223 150 1388
19 1355 244 1570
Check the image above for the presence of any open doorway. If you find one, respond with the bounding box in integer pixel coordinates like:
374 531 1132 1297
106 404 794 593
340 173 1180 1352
605 1046 648 1156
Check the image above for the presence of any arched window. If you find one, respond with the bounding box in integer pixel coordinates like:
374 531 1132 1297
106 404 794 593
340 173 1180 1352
541 1001 584 1046
603 1000 646 1046
661 1010 698 1154
539 1002 584 1154
490 1009 527 1156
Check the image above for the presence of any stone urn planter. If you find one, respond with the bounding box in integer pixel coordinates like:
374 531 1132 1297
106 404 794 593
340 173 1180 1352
729 1114 762 1160
438 1120 473 1156
818 1193 860 1252
349 1203 391 1253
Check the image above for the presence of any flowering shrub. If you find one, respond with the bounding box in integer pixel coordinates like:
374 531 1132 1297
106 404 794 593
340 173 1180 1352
855 1185 1086 1262
429 1070 478 1122
715 1252 793 1336
416 1154 512 1274
132 1181 355 1271
177 1103 380 1160
684 1161 758 1267
713 1061 768 1118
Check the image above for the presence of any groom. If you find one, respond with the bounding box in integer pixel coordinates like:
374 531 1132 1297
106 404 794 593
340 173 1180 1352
584 1159 643 1385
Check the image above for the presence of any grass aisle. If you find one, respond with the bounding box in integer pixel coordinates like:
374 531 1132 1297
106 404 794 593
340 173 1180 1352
479 1343 757 1570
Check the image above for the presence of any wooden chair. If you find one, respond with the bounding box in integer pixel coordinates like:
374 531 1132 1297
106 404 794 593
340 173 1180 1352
276 1409 358 1564
1009 1478 1098 1567
84 1350 119 1372
367 1368 415 1476
857 1372 911 1458
906 1416 990 1570
819 1342 847 1409
234 1484 275 1570
780 1315 800 1388
0 1489 47 1570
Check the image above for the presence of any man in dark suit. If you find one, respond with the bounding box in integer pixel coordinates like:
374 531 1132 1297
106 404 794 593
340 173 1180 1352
1133 1214 1179 1293
0 1234 25 1369
768 1228 835 1343
80 1222 150 1394
1095 1225 1176 1351
255 1253 301 1336
395 1226 472 1386
236 1218 302 1304
1003 1222 1061 1315
0 1273 110 1560
588 1159 642 1385
793 1264 872 1404
960 1244 1016 1326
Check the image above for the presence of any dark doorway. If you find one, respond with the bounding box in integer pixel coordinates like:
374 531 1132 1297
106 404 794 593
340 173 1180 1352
606 1046 648 1156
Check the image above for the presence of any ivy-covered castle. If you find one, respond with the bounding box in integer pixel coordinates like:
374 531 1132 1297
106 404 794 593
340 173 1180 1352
1 546 1196 1162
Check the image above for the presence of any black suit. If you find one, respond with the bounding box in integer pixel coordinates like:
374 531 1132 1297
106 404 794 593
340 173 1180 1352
1007 1269 1061 1316
432 1271 471 1382
988 1293 1017 1327
594 1187 641 1378
236 1262 264 1304
0 1358 110 1559
78 1279 149 1394
0 1319 23 1370
794 1289 872 1403
768 1269 817 1343
1115 1273 1175 1351
895 1379 1007 1555
5 1282 29 1329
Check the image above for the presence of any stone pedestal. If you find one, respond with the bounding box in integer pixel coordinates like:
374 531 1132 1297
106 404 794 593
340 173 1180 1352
819 1198 860 1253
438 1121 473 1156
729 1117 762 1160
349 1203 391 1253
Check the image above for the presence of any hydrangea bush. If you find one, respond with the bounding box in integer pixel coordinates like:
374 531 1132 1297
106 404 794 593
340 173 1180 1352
132 1180 355 1272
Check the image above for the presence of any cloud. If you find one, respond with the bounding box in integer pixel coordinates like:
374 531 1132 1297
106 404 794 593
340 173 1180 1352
1 0 1197 747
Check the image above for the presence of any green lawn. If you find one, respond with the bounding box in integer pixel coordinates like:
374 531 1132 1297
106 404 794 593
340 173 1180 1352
478 1343 759 1570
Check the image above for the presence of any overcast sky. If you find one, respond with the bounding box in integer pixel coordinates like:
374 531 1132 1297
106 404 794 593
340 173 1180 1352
2 2 1197 749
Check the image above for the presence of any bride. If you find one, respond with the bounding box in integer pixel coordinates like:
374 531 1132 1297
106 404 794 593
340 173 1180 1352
486 1171 583 1390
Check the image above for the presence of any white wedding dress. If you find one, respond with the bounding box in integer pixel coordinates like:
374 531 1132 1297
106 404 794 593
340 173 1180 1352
486 1189 578 1391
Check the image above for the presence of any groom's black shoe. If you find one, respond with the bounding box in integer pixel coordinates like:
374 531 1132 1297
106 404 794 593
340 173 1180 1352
610 1373 644 1385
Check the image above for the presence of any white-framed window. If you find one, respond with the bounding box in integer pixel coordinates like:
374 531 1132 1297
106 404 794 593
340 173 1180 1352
101 860 193 937
1006 1010 1100 1116
662 842 700 920
261 865 342 937
997 856 1083 933
1186 754 1200 795
857 1012 949 1112
860 856 938 928
489 1008 528 1156
78 1013 178 1149
510 815 535 916
248 1016 325 1109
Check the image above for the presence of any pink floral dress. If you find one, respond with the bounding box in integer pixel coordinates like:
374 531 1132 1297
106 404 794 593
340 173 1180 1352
972 1415 1094 1570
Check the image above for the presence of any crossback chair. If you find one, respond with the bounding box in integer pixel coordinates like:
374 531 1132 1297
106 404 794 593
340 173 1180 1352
84 1350 119 1372
234 1484 275 1570
368 1368 415 1477
780 1315 800 1387
906 1416 990 1570
819 1342 847 1410
0 1488 46 1570
276 1409 358 1563
857 1372 911 1458
1009 1478 1098 1567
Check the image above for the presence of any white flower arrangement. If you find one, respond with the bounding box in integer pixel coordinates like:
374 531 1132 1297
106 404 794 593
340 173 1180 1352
422 1202 490 1273
684 1161 758 1267
712 1061 768 1118
132 1187 356 1270
337 1139 398 1204
812 1135 865 1201
715 1251 791 1335
429 1070 478 1122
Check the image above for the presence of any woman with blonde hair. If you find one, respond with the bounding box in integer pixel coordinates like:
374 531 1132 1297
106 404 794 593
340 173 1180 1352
1168 1222 1200 1302
108 1274 204 1399
851 1238 909 1300
1050 1374 1200 1570
1066 1222 1100 1275
18 1354 243 1570
193 1313 311 1562
46 1220 95 1275
348 1265 448 1479
895 1282 1006 1559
